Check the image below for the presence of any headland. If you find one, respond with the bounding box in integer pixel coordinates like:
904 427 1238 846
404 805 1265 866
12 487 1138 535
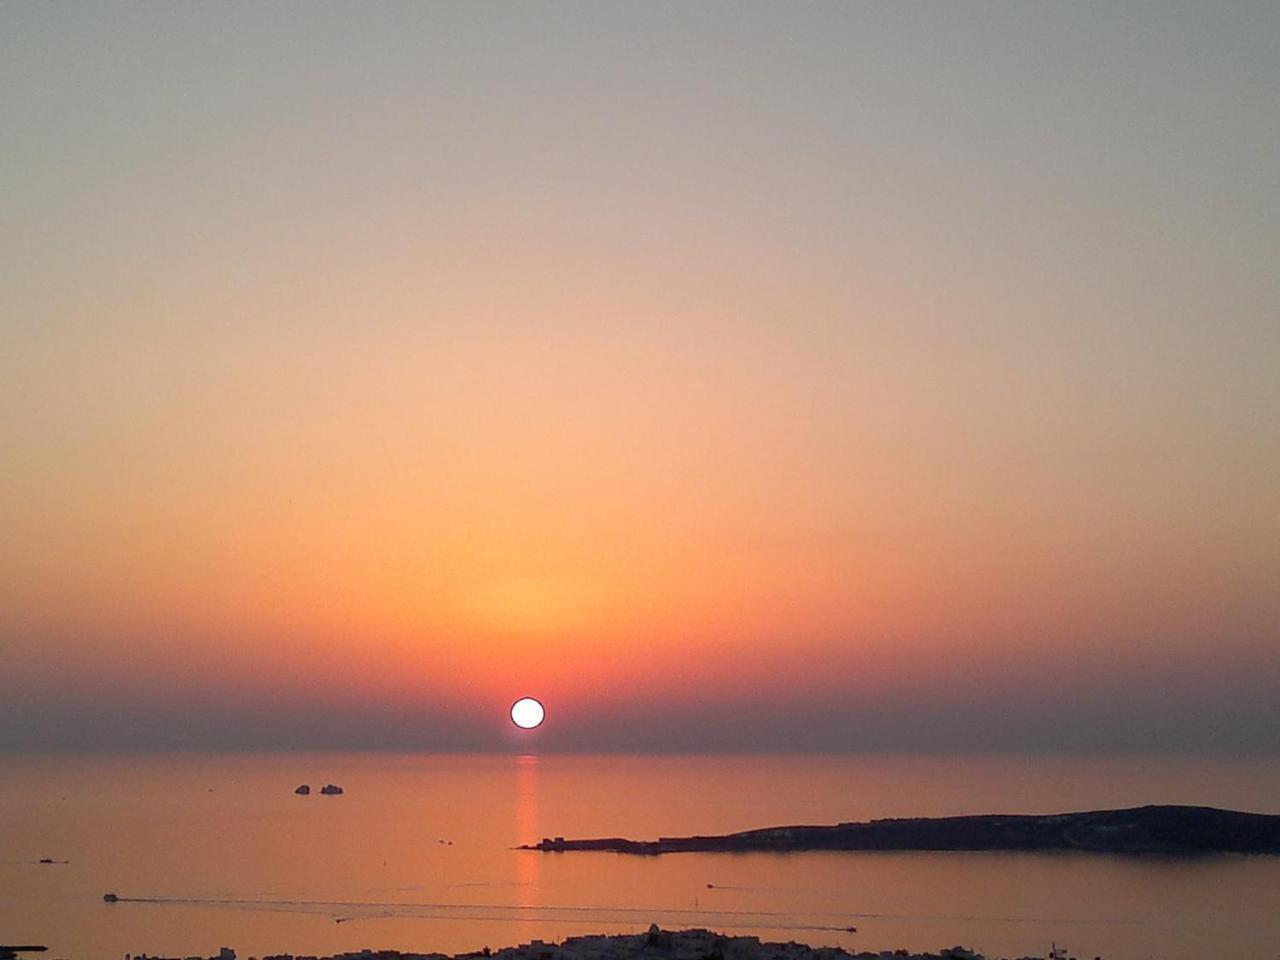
522 805 1280 855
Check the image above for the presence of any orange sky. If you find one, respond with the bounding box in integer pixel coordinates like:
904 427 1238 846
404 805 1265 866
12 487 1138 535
2 2 1278 752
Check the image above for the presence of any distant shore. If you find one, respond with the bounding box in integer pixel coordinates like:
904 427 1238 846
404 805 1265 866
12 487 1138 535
522 805 1280 856
128 927 1038 960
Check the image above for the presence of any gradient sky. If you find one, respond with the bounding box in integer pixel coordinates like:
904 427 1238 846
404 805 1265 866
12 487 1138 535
2 1 1277 753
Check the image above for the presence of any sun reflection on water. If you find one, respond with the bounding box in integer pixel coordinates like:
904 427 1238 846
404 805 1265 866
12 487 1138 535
515 754 541 924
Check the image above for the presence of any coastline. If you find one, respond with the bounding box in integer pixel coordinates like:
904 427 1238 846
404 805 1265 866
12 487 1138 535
126 927 1048 960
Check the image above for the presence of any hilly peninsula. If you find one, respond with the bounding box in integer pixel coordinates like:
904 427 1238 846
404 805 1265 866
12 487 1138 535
522 805 1280 856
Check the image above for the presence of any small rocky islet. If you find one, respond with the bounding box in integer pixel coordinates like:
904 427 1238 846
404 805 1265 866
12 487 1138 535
294 784 344 796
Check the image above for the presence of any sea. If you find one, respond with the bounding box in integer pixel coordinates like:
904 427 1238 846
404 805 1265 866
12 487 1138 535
3 753 1279 960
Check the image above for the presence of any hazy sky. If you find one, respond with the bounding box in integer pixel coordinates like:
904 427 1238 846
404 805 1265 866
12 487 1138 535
2 1 1277 753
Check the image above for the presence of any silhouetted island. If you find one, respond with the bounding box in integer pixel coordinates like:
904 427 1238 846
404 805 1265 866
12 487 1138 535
522 805 1280 855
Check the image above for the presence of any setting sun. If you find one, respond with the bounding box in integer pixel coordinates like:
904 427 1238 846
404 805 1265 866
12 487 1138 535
510 697 546 730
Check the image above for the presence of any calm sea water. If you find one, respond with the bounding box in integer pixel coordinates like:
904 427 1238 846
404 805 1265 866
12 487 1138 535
3 753 1279 960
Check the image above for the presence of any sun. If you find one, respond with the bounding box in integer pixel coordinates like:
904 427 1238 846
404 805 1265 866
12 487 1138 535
510 697 545 730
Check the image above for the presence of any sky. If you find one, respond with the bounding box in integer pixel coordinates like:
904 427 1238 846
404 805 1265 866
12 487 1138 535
2 1 1278 753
